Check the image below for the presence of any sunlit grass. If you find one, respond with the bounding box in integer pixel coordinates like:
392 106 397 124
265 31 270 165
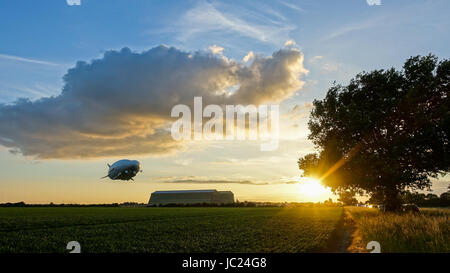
347 207 450 252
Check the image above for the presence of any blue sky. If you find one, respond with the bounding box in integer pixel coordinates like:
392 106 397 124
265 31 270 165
1 0 449 103
0 0 449 203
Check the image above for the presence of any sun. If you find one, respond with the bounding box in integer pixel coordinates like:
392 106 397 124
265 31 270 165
297 178 329 197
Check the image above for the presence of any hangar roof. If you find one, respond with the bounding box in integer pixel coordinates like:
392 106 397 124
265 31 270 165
152 189 217 194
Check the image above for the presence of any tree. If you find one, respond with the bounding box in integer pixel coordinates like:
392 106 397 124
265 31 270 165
298 55 449 211
440 192 450 200
337 190 358 206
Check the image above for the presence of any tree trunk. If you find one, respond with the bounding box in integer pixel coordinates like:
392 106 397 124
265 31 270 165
383 188 402 212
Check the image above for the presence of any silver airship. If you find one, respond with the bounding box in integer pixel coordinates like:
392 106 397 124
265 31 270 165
101 159 142 181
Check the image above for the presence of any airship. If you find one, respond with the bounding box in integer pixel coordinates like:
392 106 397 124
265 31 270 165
101 159 142 181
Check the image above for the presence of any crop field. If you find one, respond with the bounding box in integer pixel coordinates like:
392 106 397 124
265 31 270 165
347 207 450 253
0 207 343 253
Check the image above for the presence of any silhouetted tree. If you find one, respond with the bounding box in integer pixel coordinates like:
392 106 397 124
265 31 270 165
299 55 449 211
337 190 358 206
441 191 450 201
367 191 385 205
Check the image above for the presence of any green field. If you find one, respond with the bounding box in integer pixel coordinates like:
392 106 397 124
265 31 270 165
0 207 343 253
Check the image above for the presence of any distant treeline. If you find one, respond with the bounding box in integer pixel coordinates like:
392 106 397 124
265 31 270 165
0 202 132 207
0 201 342 208
2 195 448 208
401 192 450 207
367 191 450 207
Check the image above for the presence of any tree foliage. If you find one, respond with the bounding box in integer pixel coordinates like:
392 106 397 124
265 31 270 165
298 55 449 210
337 190 358 206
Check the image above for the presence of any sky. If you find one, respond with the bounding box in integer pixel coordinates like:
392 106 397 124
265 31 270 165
0 0 449 204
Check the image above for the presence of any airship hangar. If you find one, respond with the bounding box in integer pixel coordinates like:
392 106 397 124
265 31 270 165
148 189 234 206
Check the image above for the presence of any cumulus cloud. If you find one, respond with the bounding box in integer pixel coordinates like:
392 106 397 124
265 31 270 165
208 45 224 55
0 45 307 159
243 51 254 62
284 40 296 47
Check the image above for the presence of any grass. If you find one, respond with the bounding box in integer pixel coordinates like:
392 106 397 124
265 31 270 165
0 207 343 253
347 207 450 253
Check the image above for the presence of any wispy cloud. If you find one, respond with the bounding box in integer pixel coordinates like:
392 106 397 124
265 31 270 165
322 17 384 41
153 174 321 186
285 103 313 120
152 175 303 185
177 2 294 44
66 0 81 6
309 55 323 63
0 54 59 66
308 55 342 74
278 0 304 12
366 0 381 6
210 156 284 166
163 178 270 185
0 84 53 99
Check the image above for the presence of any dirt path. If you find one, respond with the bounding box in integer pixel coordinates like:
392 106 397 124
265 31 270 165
328 209 367 253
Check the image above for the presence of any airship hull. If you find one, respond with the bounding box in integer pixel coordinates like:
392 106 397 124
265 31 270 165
103 159 141 181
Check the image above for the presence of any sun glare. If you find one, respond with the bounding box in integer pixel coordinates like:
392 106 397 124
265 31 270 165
297 178 329 197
